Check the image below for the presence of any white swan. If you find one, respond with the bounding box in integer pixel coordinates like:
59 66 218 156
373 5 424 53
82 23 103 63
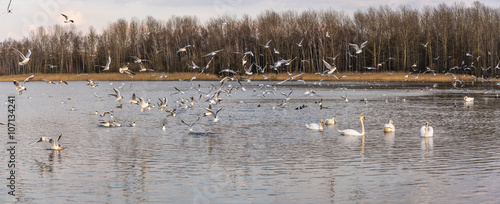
325 117 337 125
384 120 395 132
306 120 325 131
463 96 474 102
420 121 434 137
338 116 366 136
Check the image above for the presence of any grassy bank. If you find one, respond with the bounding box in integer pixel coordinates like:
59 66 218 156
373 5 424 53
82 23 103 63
0 72 491 82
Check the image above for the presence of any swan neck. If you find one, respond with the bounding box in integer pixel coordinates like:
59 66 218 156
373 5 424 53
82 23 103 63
360 118 365 135
425 126 428 136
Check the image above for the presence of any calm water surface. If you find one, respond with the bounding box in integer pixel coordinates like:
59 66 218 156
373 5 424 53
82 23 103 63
1 80 499 203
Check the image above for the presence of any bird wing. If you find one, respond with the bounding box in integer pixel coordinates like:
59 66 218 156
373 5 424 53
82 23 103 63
106 56 111 67
13 48 26 59
360 41 368 49
322 59 332 70
349 43 360 51
123 69 136 76
13 80 21 89
23 75 34 84
24 49 32 58
113 88 121 97
61 13 68 20
7 0 12 11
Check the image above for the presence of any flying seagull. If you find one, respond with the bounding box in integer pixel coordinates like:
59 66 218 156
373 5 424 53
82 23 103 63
109 88 123 101
181 117 201 132
349 41 368 54
129 56 148 64
12 48 31 66
97 56 111 71
13 75 34 95
61 13 74 23
176 45 191 53
202 49 223 57
260 40 272 49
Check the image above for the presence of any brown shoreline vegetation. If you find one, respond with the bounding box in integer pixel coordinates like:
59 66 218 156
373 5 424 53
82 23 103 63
0 72 489 83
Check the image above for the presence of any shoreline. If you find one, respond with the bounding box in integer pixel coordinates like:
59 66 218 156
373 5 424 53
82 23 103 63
0 72 494 83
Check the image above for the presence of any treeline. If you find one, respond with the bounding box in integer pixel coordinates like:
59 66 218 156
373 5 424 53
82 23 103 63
1 1 499 78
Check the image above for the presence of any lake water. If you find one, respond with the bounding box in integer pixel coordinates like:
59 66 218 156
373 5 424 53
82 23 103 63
1 79 499 203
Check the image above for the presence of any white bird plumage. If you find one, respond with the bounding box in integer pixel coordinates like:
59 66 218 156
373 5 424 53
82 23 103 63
13 48 31 65
61 13 74 23
338 116 366 136
98 56 111 71
349 41 368 54
384 120 395 132
13 75 34 95
420 121 434 137
109 88 123 101
34 134 63 150
306 120 325 131
463 96 474 102
138 97 149 112
325 117 337 125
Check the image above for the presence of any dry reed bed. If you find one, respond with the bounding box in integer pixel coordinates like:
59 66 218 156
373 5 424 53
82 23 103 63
0 72 487 82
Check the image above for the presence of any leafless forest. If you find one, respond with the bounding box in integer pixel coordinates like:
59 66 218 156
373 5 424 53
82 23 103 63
1 2 499 78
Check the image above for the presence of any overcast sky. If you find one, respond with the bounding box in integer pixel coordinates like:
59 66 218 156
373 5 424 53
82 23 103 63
1 0 499 40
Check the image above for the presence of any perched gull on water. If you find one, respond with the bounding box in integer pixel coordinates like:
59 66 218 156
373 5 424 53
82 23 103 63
33 134 63 150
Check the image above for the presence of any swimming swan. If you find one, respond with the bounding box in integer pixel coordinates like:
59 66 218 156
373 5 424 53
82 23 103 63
420 121 434 137
338 116 366 136
384 120 395 132
306 120 325 131
325 117 337 125
463 96 474 102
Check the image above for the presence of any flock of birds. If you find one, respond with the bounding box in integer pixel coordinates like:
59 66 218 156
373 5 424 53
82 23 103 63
4 7 491 150
12 69 480 150
305 115 434 137
9 36 487 150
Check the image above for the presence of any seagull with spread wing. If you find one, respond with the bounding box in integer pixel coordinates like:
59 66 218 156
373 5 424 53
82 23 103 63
61 13 74 23
349 41 368 54
12 48 31 66
13 75 34 95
